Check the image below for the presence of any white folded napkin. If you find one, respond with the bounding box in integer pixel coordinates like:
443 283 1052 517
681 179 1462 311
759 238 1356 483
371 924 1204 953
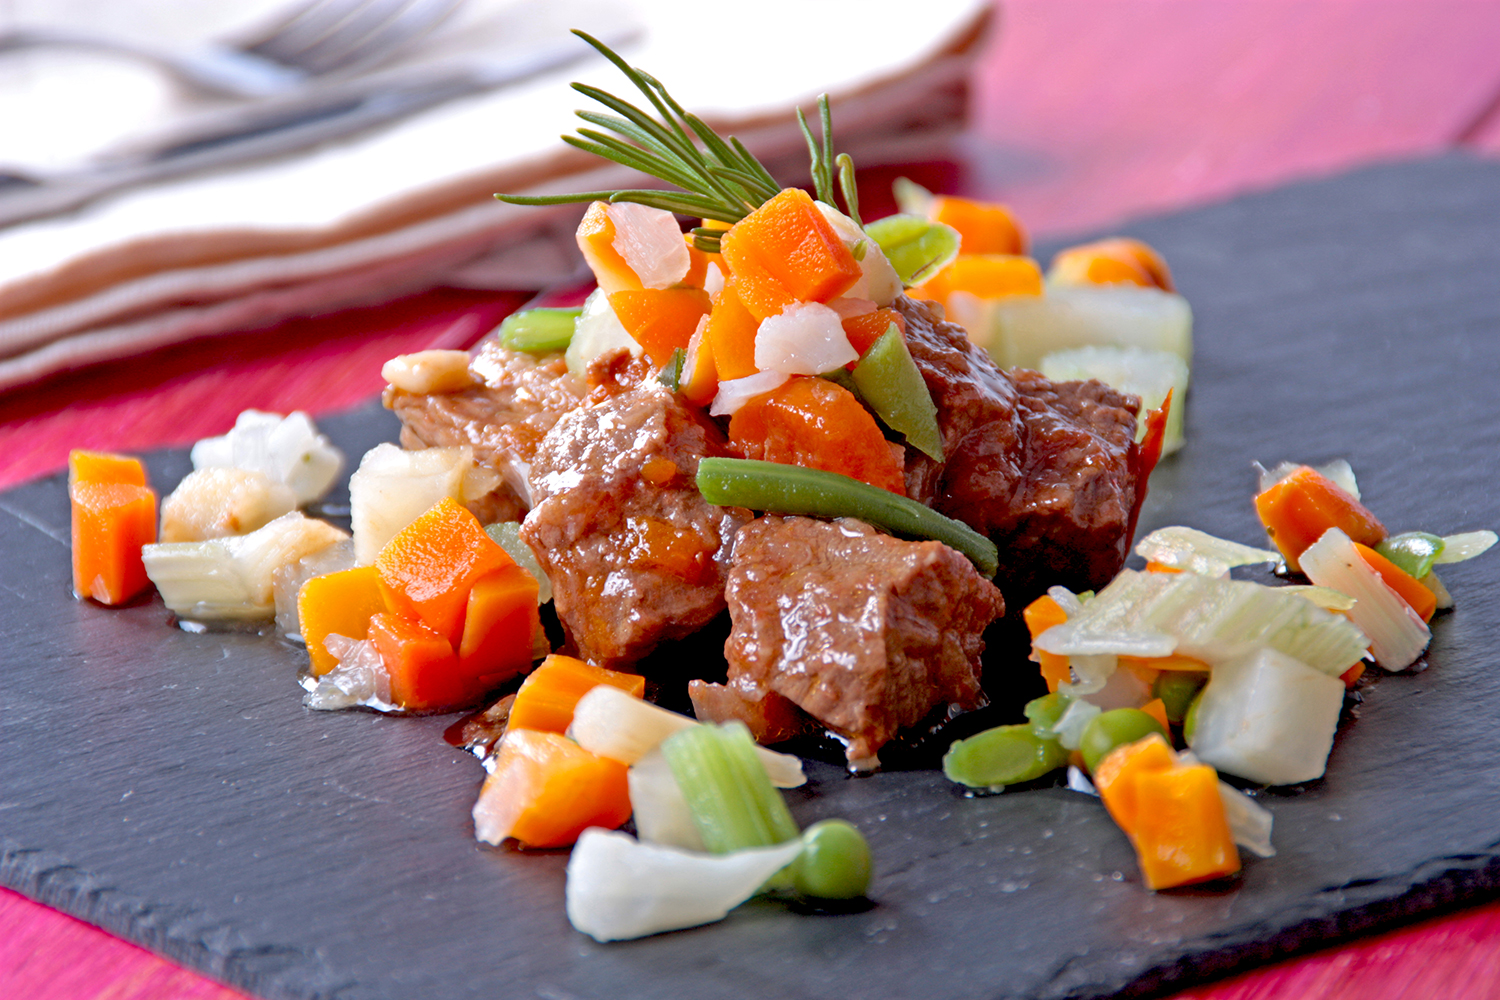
0 0 993 390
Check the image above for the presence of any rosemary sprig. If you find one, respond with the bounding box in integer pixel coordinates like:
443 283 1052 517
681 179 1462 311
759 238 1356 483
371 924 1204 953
496 31 861 252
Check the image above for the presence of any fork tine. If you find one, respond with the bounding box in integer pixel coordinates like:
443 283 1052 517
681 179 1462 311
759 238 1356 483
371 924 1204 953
233 0 368 59
307 0 465 73
249 0 461 77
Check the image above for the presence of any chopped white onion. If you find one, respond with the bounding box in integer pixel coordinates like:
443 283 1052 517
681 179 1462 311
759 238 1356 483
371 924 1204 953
272 538 355 639
1073 659 1149 710
753 302 856 376
1217 782 1277 858
627 748 706 851
1299 528 1429 671
814 201 901 306
569 686 805 788
1187 646 1345 785
1134 526 1280 578
191 410 343 506
703 261 725 300
566 829 804 942
608 202 691 290
1256 459 1360 500
159 467 297 543
1047 698 1101 751
348 443 489 565
710 370 789 417
301 634 394 711
381 350 474 395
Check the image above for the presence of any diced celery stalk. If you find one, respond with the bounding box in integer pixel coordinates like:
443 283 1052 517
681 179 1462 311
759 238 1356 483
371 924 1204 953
852 325 944 460
864 214 960 287
981 285 1192 372
1134 526 1280 577
1039 345 1188 454
1434 530 1497 564
566 287 641 382
660 722 800 856
1033 569 1370 678
627 748 706 851
1375 532 1444 579
943 724 1068 789
498 307 582 353
1187 646 1345 786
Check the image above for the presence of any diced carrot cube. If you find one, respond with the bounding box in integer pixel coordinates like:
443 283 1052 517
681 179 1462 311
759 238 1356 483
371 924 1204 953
719 187 862 320
728 376 905 495
1092 732 1177 833
475 728 632 848
679 317 718 407
607 287 712 369
915 254 1043 303
68 449 147 488
1254 466 1386 571
375 497 513 647
299 565 389 676
368 610 476 711
1023 594 1072 693
458 564 541 685
703 278 761 381
1050 238 1175 292
930 195 1029 255
1130 763 1240 890
841 307 905 359
70 480 156 605
507 653 645 734
576 201 644 296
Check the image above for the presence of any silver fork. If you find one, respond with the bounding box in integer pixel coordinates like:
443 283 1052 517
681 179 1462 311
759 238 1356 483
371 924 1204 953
0 0 466 99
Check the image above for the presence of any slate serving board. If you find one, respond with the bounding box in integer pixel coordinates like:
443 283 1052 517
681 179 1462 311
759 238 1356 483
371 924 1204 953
3 154 1500 1000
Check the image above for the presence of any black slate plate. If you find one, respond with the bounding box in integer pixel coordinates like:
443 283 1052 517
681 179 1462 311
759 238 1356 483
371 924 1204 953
4 154 1500 1000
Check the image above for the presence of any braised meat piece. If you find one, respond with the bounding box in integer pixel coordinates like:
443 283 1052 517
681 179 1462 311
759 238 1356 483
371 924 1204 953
520 379 751 670
894 295 1143 604
386 337 586 523
723 515 1005 764
687 678 816 745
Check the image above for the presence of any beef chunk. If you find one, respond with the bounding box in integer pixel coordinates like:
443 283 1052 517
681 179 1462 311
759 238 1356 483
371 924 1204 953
894 295 1143 603
687 679 816 745
520 381 750 670
386 337 586 522
723 515 1004 764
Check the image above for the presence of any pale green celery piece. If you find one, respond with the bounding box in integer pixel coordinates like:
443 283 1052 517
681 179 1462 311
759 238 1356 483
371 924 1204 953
864 214 960 287
659 722 800 856
891 176 934 216
483 522 551 605
1039 345 1189 454
851 325 944 461
498 307 582 353
1134 525 1280 577
1434 530 1497 564
1375 532 1445 579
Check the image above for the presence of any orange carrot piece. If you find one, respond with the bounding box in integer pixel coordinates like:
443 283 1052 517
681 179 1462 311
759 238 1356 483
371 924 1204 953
607 287 713 369
728 375 905 495
368 610 477 711
376 497 513 647
703 278 761 381
70 480 156 605
679 317 719 407
929 195 1029 255
1130 763 1240 890
1092 733 1177 834
1143 561 1183 573
506 653 645 734
718 187 861 320
680 243 712 289
621 515 719 585
299 565 390 676
1354 542 1438 622
840 307 905 359
1140 698 1171 733
1254 466 1387 571
480 728 632 848
1340 662 1367 688
458 564 542 685
1050 238 1175 292
1118 653 1212 673
1023 594 1072 693
576 201 645 296
68 449 147 488
914 254 1043 304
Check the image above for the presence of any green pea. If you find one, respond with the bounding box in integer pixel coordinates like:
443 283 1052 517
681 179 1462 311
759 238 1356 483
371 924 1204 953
943 724 1069 788
1152 671 1207 724
1183 686 1207 745
1079 708 1169 773
1023 692 1070 737
792 820 873 901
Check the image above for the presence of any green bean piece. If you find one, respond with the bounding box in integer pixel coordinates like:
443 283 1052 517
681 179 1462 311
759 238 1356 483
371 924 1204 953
1152 670 1207 724
864 214 960 287
695 458 998 577
660 721 800 855
1023 692 1071 739
791 819 873 901
852 325 945 461
943 724 1070 788
1079 708 1170 773
1376 531 1446 580
497 306 583 353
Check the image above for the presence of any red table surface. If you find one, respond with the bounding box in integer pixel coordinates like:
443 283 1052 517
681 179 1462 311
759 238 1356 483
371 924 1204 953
6 2 1500 998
